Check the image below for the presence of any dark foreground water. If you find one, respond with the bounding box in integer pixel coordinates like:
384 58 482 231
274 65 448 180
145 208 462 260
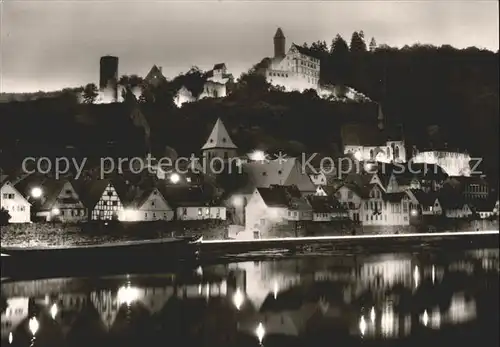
1 247 498 347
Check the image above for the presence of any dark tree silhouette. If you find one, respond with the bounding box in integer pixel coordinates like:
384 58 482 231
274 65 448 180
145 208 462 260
329 35 350 84
82 83 99 104
0 207 11 226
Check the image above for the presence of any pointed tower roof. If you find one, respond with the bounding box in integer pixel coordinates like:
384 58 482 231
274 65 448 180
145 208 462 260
274 28 285 39
201 118 237 150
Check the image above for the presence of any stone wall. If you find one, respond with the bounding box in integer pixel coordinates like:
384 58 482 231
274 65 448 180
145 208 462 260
1 220 230 247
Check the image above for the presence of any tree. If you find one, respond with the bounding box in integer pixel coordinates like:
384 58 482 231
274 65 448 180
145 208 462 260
329 35 351 84
0 208 11 226
369 37 377 52
82 83 99 104
350 31 367 54
235 68 270 96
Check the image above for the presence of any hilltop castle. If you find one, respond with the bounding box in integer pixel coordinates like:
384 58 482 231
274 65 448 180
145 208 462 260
256 28 321 92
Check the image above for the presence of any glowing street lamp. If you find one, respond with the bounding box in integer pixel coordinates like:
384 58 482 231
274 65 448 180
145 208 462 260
410 209 418 217
50 303 58 319
31 187 43 199
232 288 244 310
8 332 13 344
232 196 244 208
255 322 265 345
249 150 266 162
28 317 39 336
359 315 367 336
169 173 180 184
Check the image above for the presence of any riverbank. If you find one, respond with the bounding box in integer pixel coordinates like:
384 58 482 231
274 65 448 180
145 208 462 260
1 219 498 248
0 220 229 247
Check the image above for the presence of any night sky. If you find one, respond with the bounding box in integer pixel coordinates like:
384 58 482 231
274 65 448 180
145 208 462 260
1 0 498 93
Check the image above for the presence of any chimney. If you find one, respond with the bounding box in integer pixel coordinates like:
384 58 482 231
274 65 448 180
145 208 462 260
158 66 162 72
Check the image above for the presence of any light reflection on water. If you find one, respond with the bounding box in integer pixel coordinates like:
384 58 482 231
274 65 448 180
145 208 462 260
1 248 498 347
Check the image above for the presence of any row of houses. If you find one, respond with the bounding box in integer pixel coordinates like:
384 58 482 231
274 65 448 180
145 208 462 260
0 178 226 224
1 117 498 240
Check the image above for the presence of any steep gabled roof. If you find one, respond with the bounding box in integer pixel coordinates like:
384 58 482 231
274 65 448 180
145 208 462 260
144 65 166 83
383 192 407 203
307 195 346 213
257 187 289 208
213 63 226 70
407 189 437 207
75 179 128 210
243 158 316 193
38 179 85 211
1 181 31 205
337 183 370 199
127 187 170 210
160 186 217 207
469 198 498 212
437 189 468 210
201 118 237 150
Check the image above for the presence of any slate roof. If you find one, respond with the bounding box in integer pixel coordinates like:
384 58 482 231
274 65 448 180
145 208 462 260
74 178 129 210
290 44 320 60
437 189 468 210
213 63 226 70
126 187 170 210
242 158 316 193
407 189 437 207
201 118 238 150
159 185 218 208
37 179 85 210
467 198 498 212
337 183 370 199
307 195 346 213
383 192 407 203
257 187 289 208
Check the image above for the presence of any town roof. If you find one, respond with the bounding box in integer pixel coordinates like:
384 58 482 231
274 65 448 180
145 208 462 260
38 179 85 211
383 192 407 203
213 63 226 70
337 182 370 199
201 118 238 150
407 189 437 207
467 197 498 212
144 65 166 82
257 187 289 208
242 158 316 193
437 189 467 210
159 185 218 207
307 195 346 213
74 178 128 210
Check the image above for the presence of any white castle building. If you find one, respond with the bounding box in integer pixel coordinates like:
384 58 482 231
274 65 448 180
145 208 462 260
257 28 371 102
258 28 321 92
412 150 471 177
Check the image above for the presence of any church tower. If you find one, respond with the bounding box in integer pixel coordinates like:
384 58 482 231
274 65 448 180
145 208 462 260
274 28 286 59
201 118 238 162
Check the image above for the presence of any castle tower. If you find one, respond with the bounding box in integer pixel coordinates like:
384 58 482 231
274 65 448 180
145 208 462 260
201 118 238 162
274 28 286 59
99 55 119 102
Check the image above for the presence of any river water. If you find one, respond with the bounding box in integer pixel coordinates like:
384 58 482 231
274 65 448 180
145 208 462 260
1 246 498 347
